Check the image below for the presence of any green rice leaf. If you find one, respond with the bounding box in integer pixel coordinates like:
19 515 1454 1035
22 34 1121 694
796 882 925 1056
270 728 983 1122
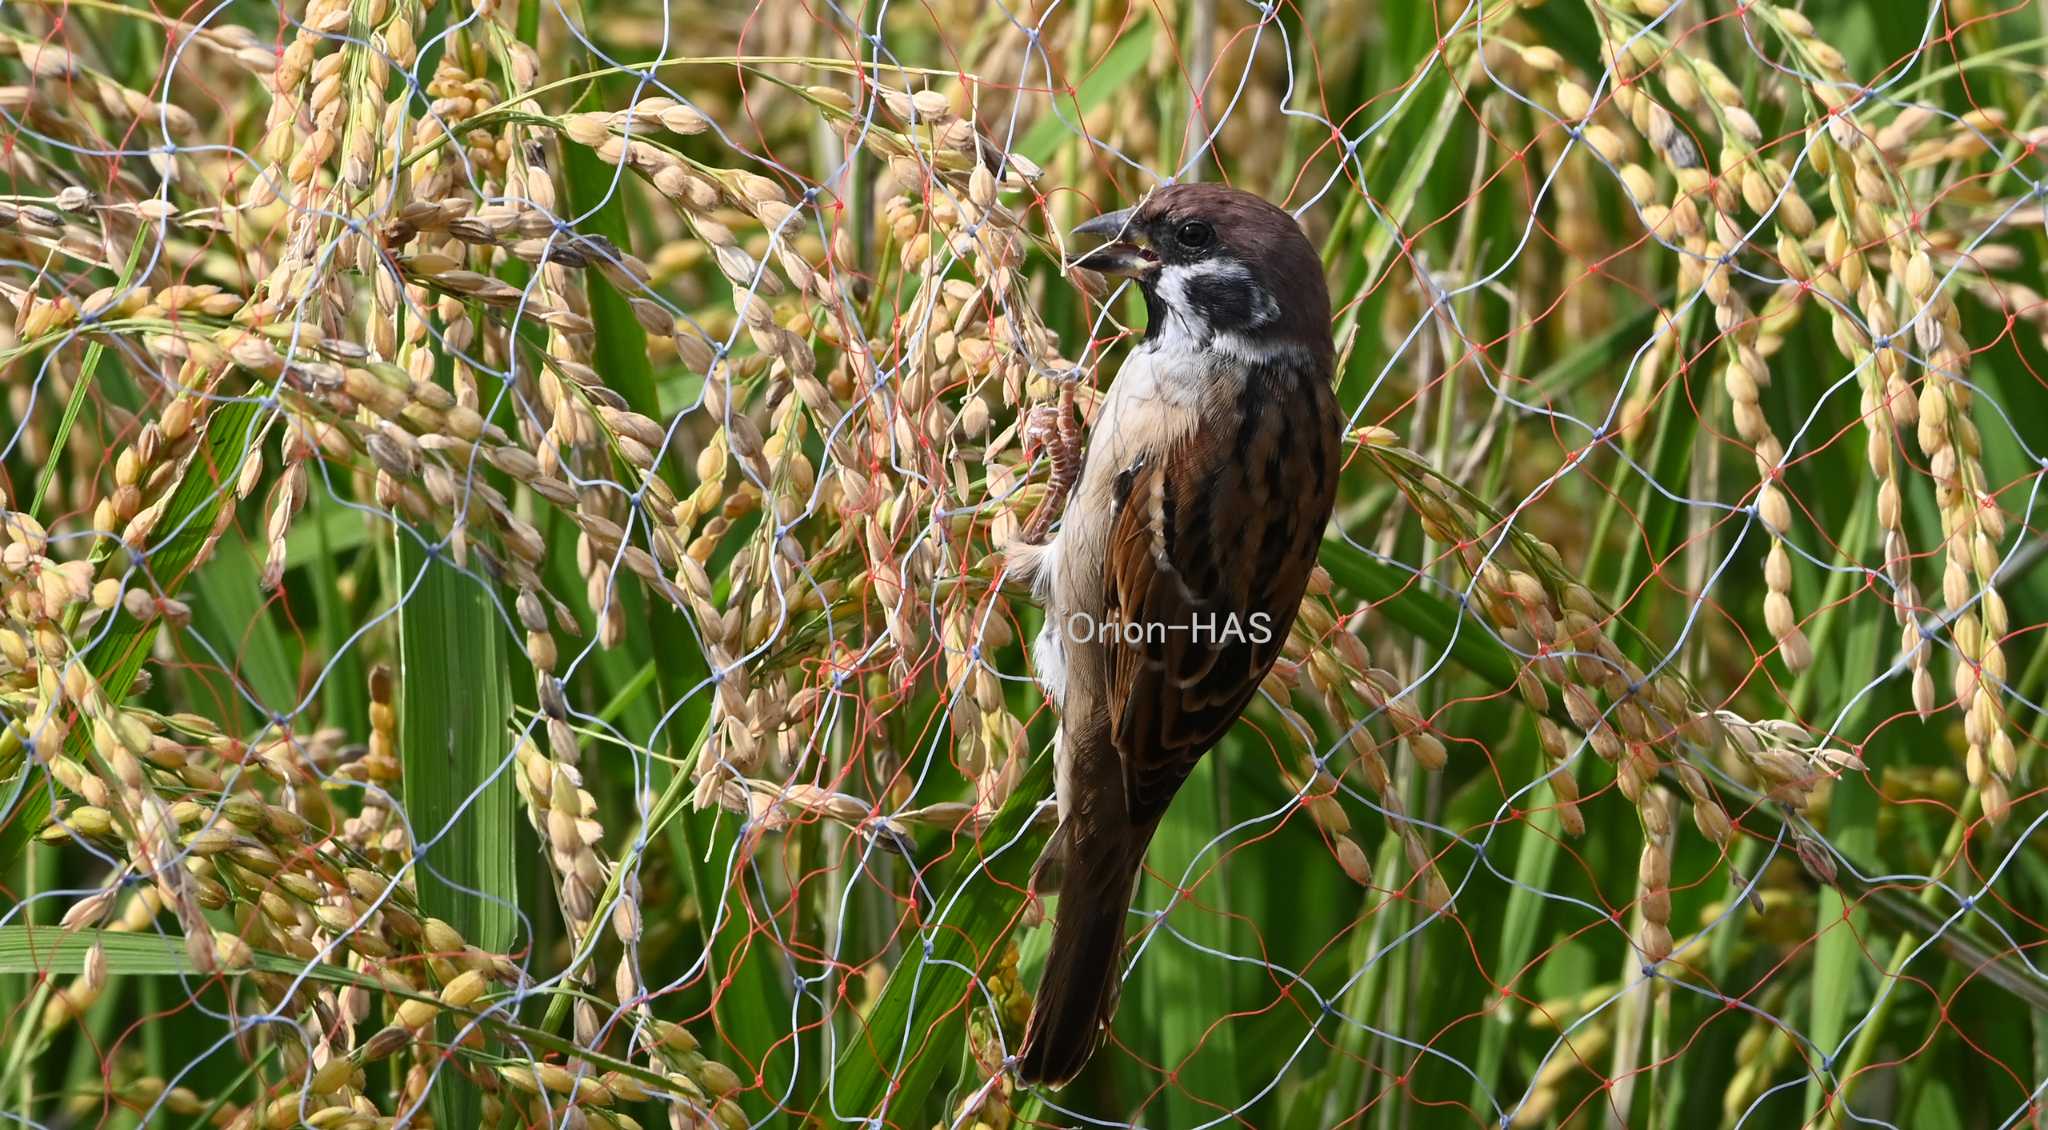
396 531 516 1130
2 398 264 873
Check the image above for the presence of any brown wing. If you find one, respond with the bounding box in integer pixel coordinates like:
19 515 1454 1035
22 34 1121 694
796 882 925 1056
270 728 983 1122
1103 369 1340 826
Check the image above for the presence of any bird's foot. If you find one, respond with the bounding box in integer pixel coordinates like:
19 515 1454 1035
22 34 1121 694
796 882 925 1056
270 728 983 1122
1018 384 1081 545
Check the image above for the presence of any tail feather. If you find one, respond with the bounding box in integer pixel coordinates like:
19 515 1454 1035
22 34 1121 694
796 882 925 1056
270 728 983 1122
1016 828 1148 1085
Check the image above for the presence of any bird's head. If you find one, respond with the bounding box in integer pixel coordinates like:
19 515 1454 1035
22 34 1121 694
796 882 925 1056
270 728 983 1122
1068 183 1331 364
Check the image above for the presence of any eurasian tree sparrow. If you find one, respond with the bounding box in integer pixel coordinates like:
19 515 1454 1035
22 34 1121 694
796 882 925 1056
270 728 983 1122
1005 183 1343 1085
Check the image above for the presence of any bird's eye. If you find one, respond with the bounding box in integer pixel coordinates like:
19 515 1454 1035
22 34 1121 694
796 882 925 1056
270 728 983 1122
1174 219 1214 250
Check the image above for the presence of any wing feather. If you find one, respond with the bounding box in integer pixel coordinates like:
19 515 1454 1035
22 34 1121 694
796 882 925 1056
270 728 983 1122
1102 363 1339 826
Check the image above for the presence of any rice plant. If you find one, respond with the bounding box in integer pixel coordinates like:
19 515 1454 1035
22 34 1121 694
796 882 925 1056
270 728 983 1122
1 0 2044 1127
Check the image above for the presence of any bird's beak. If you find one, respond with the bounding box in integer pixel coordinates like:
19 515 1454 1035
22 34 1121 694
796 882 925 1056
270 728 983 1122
1067 207 1157 278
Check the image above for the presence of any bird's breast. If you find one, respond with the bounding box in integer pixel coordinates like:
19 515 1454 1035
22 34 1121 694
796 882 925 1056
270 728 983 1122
1031 347 1239 708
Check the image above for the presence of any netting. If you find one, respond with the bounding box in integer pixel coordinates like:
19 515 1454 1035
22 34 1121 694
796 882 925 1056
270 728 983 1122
1 0 2045 1127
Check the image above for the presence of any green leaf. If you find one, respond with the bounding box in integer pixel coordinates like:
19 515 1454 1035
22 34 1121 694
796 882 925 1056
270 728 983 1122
1463 747 1576 1120
281 496 374 567
0 925 339 980
396 531 516 1130
1017 21 1156 165
188 527 301 725
31 221 153 519
1320 539 1519 690
308 492 370 730
2 399 264 874
27 343 102 520
395 536 518 953
1803 732 1879 1118
1138 754 1241 1120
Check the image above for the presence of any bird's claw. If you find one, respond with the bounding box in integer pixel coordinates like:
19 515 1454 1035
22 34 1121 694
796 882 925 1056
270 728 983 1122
1021 404 1063 461
1018 385 1081 545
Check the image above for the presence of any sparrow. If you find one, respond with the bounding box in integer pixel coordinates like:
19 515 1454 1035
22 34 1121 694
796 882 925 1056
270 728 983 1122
1003 183 1344 1085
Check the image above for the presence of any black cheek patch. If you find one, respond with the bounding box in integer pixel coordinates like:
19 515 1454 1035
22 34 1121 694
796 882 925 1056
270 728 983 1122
1182 271 1267 333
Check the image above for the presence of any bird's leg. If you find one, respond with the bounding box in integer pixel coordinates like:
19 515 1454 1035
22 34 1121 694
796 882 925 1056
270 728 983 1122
1017 381 1081 545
